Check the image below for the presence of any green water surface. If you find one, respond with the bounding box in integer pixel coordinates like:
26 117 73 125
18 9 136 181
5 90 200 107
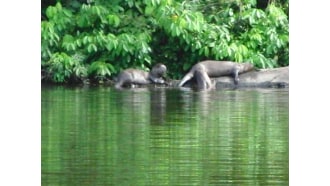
41 86 288 186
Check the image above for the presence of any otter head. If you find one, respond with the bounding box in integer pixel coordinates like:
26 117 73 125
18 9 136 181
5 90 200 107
150 63 167 78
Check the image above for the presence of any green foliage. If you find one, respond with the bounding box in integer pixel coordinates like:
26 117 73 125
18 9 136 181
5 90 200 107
41 0 289 83
42 52 87 83
88 61 114 82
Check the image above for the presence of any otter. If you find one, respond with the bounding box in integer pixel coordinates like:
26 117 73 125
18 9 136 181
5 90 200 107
193 65 214 90
178 60 254 89
115 63 167 88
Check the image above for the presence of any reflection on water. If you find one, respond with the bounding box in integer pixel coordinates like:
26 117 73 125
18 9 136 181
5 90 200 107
42 85 288 186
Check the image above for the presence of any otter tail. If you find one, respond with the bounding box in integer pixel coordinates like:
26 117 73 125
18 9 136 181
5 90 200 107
178 72 194 87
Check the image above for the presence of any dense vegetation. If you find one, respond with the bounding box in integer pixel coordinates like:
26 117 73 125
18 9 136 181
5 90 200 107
41 0 289 84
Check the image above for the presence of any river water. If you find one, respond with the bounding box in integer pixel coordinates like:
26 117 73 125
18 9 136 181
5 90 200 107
41 85 288 186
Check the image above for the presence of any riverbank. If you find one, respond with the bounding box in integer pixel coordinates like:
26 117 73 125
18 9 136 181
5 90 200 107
42 66 289 89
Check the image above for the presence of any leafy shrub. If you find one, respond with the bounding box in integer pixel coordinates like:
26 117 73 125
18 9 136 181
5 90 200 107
42 52 87 83
41 0 289 84
88 61 114 83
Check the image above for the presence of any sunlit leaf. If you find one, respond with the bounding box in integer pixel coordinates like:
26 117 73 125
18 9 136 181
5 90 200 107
145 6 154 15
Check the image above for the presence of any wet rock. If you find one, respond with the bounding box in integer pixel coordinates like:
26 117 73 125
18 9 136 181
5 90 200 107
214 66 289 88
